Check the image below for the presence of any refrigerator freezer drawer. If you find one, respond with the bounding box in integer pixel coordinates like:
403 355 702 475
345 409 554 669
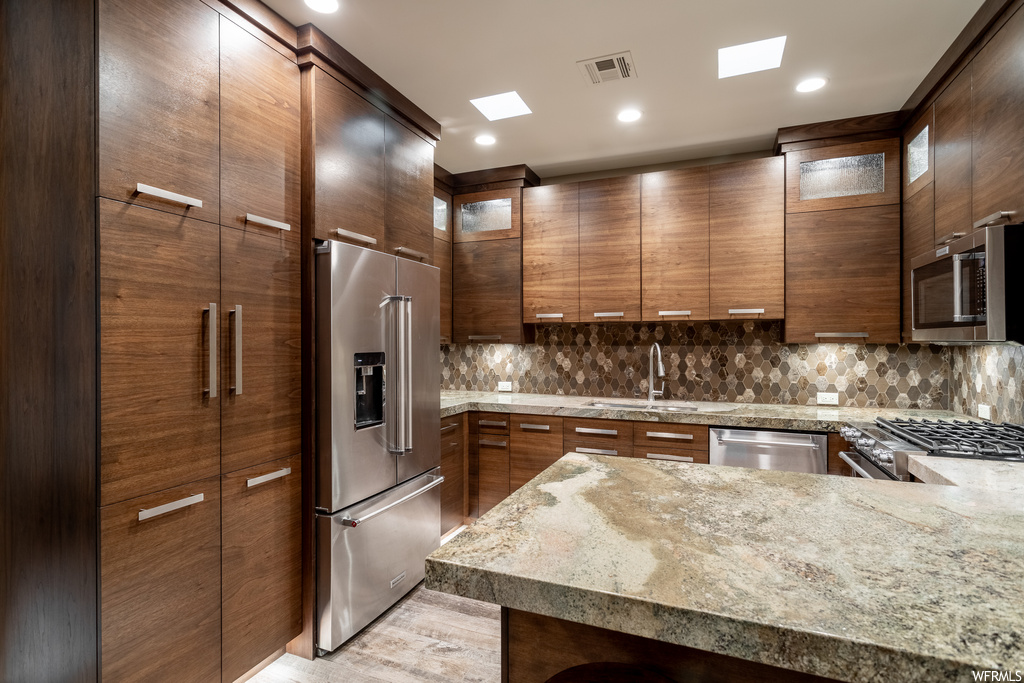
316 468 442 652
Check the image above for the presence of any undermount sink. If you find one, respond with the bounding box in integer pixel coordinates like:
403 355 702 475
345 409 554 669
585 400 737 413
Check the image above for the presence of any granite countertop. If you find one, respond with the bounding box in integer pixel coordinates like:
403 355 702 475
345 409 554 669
426 452 1024 682
908 454 1024 494
441 390 961 432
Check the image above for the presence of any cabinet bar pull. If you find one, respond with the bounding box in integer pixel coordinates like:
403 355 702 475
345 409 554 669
231 305 242 395
646 453 694 463
658 310 691 316
575 447 617 456
395 246 428 261
334 228 377 246
519 423 550 431
468 335 502 341
938 232 966 245
136 183 203 208
440 336 450 345
535 313 564 319
245 213 290 231
139 493 204 521
593 312 624 318
479 420 507 427
247 467 291 488
646 431 693 440
479 439 507 447
576 427 617 436
728 308 764 315
814 332 869 338
440 422 460 432
205 303 217 398
973 211 1014 229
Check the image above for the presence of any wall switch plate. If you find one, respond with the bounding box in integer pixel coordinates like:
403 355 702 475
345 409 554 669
498 381 512 392
978 404 992 420
817 392 839 406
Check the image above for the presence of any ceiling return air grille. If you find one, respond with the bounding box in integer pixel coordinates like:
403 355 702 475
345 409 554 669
577 51 636 85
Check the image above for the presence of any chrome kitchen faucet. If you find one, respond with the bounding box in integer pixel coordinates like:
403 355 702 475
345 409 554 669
648 342 666 402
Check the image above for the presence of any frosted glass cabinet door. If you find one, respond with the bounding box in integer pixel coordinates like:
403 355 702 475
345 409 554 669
453 188 522 242
904 105 933 200
785 138 900 213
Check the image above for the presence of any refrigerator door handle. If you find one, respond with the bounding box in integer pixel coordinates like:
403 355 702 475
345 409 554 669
384 295 406 454
404 295 413 454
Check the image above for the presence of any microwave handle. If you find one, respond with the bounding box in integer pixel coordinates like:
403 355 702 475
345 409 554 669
952 254 963 320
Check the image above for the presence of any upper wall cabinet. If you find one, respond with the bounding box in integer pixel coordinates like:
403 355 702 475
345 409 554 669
522 183 581 324
785 138 900 213
709 157 785 320
99 0 220 224
385 116 434 263
641 168 710 322
904 105 933 200
579 176 642 322
934 65 973 246
453 188 522 242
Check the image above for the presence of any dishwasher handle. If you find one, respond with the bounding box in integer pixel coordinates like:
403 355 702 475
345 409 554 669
716 436 820 449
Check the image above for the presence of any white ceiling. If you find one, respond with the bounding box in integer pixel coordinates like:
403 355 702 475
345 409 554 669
262 0 984 179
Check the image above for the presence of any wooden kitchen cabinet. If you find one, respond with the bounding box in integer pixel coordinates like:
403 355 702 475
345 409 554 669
564 417 634 458
453 188 522 242
633 422 710 464
641 167 710 322
385 116 435 263
785 205 901 343
220 16 300 239
221 454 302 683
579 176 641 322
440 415 467 535
453 239 527 343
220 228 301 475
903 184 935 340
471 413 510 517
100 476 221 683
510 416 565 491
784 138 900 214
972 5 1024 230
934 65 973 246
435 236 453 344
523 183 581 323
98 0 220 224
709 156 785 320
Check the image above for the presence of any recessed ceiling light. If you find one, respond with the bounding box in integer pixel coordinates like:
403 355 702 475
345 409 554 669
475 134 496 146
469 91 532 121
718 36 787 79
796 77 828 93
617 109 642 123
304 0 339 13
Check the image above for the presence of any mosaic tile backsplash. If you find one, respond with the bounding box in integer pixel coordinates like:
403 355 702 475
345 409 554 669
952 345 1024 425
440 322 952 410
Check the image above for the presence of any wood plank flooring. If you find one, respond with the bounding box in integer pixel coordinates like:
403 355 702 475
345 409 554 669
251 586 501 683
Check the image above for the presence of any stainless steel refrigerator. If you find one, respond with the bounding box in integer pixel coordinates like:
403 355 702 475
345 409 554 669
314 240 441 652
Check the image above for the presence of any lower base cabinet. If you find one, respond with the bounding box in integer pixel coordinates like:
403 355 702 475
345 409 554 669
440 415 467 536
510 416 564 492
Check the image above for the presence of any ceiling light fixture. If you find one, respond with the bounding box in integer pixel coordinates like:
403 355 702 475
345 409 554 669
796 77 828 93
475 134 496 146
469 91 532 121
617 109 642 123
718 36 787 79
304 0 339 13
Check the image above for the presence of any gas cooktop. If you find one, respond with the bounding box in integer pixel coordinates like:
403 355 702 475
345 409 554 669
876 418 1024 462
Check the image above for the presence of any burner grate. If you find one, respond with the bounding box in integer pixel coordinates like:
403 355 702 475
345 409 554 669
875 418 1024 462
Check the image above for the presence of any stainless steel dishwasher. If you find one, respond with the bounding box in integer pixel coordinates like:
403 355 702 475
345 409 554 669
709 428 827 474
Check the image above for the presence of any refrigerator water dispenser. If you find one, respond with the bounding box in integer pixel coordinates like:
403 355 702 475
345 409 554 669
353 352 384 429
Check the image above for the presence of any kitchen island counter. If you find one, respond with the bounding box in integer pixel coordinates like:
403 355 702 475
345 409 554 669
425 452 1024 682
908 453 1024 494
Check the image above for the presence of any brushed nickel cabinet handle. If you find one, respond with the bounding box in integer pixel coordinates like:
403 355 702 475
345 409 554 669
231 305 242 395
136 183 203 208
205 303 217 398
334 228 377 246
479 439 507 448
440 422 460 433
245 213 290 231
576 427 617 436
519 423 550 431
479 420 507 427
973 211 1014 229
575 447 617 456
728 308 764 315
535 313 564 319
646 431 693 440
395 246 428 261
646 453 694 462
814 332 869 338
658 310 691 316
938 232 967 245
247 467 291 488
468 335 501 341
593 312 624 318
139 493 204 522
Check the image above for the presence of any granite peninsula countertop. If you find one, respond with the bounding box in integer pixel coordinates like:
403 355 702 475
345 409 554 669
441 390 961 432
908 454 1024 494
425 452 1024 682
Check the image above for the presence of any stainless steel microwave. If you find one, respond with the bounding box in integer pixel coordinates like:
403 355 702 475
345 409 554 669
910 225 1023 344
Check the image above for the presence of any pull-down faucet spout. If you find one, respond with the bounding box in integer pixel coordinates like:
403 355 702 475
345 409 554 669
648 343 665 402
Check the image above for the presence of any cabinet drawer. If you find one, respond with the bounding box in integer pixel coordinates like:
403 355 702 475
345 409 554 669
440 415 466 536
511 416 564 491
475 412 510 435
564 440 633 459
632 422 709 450
635 446 709 465
563 418 632 447
477 436 510 516
222 454 301 683
101 477 221 682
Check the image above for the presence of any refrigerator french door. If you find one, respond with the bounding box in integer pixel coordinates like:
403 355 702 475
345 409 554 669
314 241 441 652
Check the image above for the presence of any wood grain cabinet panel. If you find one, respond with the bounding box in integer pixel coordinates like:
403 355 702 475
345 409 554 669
221 454 302 683
510 416 565 491
632 422 709 451
709 157 785 320
435 236 453 344
310 66 386 245
785 205 901 343
579 176 641 322
477 435 510 517
563 418 633 458
98 0 220 223
972 6 1024 229
100 477 221 683
903 184 935 341
784 138 900 213
99 199 220 506
220 228 301 475
523 183 580 323
453 239 525 343
220 16 300 239
385 116 435 263
641 168 710 322
934 65 973 245
440 415 467 536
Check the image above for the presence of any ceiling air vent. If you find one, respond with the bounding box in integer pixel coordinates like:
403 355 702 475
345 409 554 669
577 51 636 85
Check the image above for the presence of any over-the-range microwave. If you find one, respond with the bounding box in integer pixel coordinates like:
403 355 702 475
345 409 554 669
911 224 1023 344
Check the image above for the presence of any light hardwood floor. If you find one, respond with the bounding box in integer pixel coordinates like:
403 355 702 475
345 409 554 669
251 586 502 683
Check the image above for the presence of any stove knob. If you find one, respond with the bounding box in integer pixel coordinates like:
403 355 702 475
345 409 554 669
873 448 894 463
840 427 860 441
857 437 874 448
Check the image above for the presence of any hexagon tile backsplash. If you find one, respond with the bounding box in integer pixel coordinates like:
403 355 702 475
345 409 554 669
952 344 1023 424
440 321 952 410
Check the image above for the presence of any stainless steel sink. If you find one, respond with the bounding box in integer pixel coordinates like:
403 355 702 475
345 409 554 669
585 400 736 413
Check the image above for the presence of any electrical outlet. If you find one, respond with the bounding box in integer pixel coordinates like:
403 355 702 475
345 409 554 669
498 381 512 392
817 392 839 406
978 404 992 420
